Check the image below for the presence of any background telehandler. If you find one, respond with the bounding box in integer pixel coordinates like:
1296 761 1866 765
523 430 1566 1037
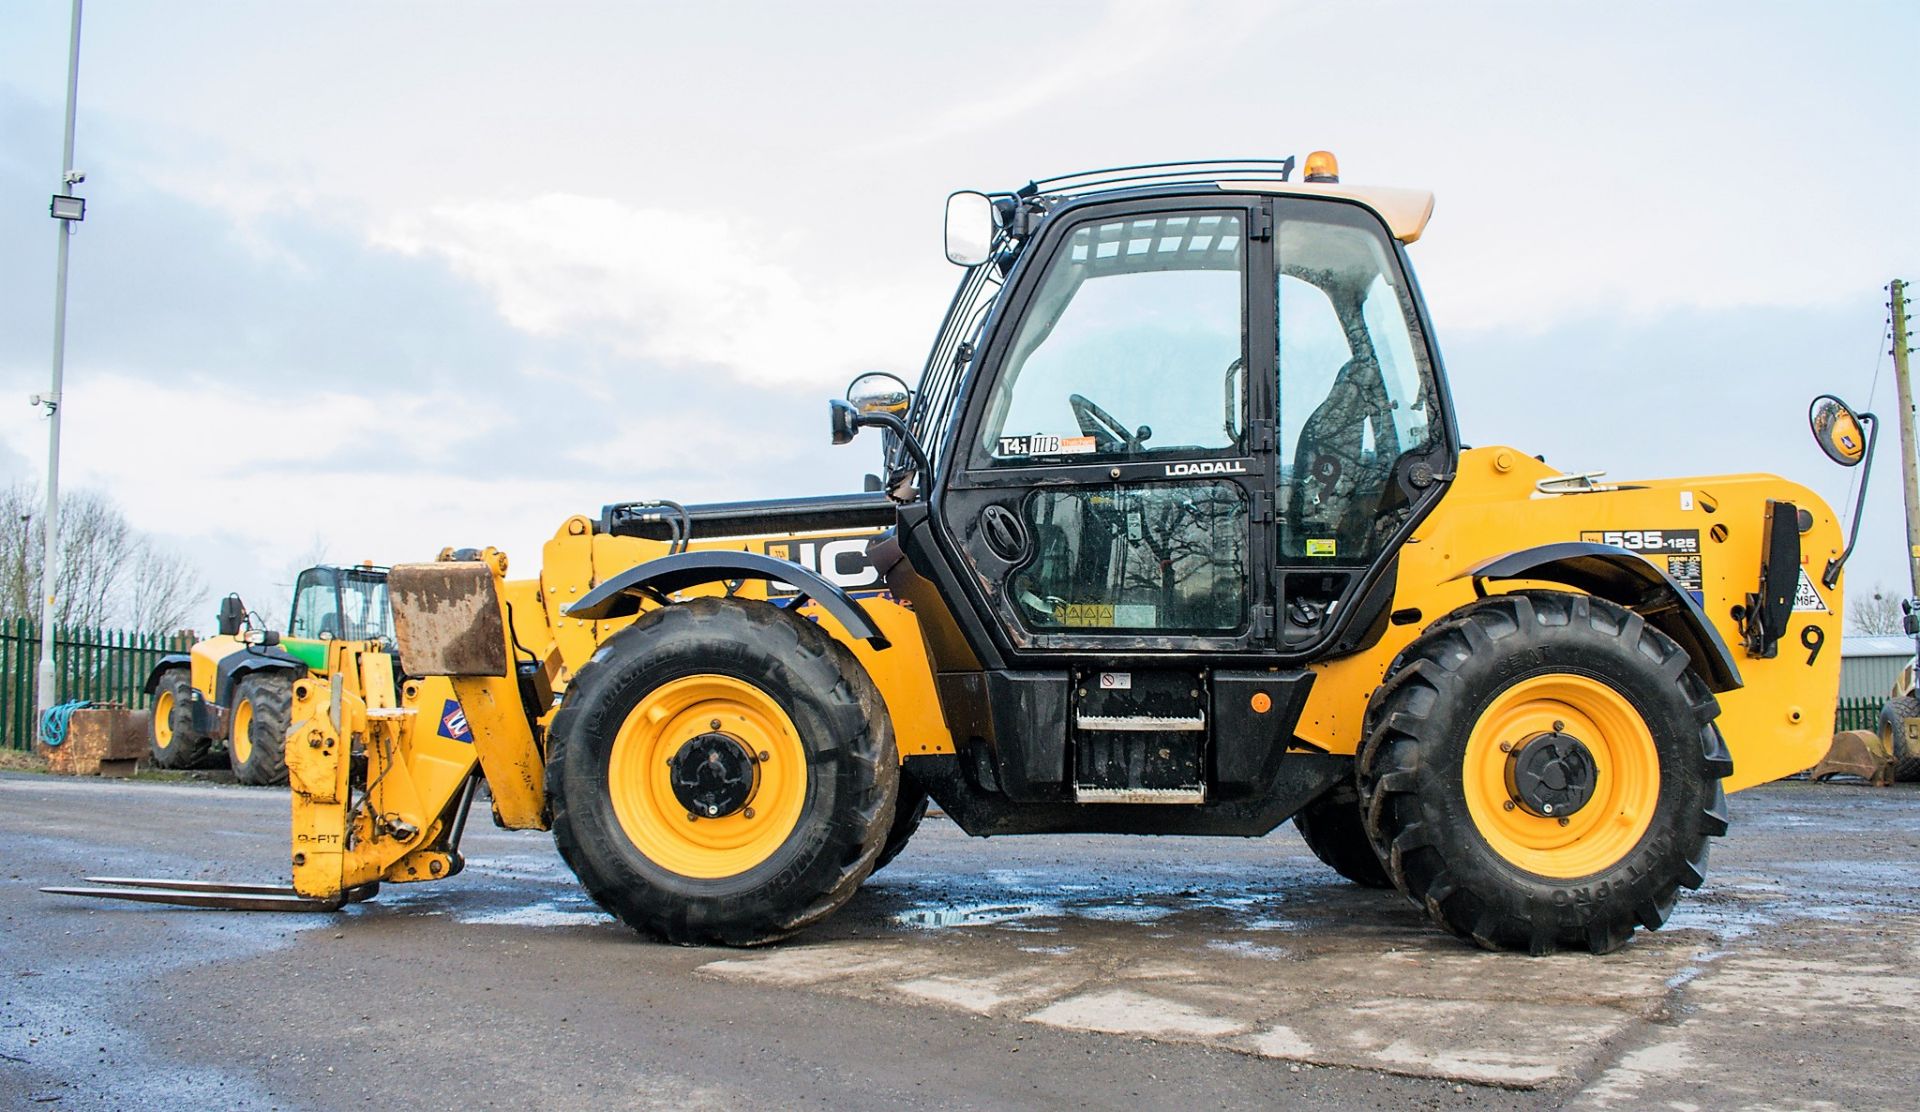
58 155 1864 956
144 563 400 785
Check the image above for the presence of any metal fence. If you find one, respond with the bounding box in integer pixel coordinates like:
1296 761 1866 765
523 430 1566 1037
0 620 194 751
1834 696 1885 735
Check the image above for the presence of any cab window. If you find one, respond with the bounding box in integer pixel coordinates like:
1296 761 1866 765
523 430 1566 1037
977 211 1246 464
1277 210 1435 563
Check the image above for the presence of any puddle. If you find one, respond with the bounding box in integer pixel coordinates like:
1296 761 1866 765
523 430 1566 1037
459 900 610 928
894 902 1058 928
1205 939 1290 960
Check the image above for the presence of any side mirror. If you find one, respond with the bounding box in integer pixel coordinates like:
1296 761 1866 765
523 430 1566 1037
944 190 996 267
846 371 911 416
1809 393 1880 588
216 593 245 637
829 399 860 445
1810 394 1868 467
828 397 933 498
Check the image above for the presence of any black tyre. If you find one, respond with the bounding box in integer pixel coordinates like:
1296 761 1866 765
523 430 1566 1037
548 597 898 945
1879 695 1920 782
228 672 292 786
1293 784 1392 888
148 667 211 769
1357 591 1731 955
871 768 930 875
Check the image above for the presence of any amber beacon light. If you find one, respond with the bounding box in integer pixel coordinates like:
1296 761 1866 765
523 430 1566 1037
1303 150 1340 183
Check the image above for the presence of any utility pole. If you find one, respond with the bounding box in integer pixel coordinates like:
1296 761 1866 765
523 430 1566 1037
35 0 85 721
1892 279 1920 603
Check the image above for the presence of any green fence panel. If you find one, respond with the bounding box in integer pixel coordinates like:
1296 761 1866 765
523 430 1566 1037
0 621 195 752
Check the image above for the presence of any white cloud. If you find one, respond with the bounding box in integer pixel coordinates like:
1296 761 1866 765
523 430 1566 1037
373 194 940 390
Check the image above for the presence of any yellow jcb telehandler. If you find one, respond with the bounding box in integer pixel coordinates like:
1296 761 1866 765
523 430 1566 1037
53 155 1868 955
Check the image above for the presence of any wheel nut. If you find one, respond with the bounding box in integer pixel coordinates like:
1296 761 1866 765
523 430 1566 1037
1502 800 1515 812
1552 720 1564 732
711 719 721 729
1558 817 1570 827
758 750 770 763
1499 741 1513 753
743 806 756 820
686 812 699 822
1542 803 1555 814
706 804 719 816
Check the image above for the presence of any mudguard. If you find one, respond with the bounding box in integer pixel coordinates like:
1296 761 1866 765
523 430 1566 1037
1455 541 1742 693
142 653 193 694
564 550 891 649
215 648 307 706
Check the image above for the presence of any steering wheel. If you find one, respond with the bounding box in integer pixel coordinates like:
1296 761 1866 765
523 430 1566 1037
1069 393 1135 451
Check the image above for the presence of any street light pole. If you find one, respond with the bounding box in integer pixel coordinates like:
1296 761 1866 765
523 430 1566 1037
35 0 85 722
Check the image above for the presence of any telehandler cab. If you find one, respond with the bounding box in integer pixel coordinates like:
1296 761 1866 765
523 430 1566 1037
56 156 1867 955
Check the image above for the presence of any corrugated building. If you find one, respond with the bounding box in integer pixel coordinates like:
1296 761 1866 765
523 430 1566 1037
1840 634 1912 702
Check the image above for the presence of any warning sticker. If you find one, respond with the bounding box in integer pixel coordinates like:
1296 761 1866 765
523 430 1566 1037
1664 554 1704 596
437 699 474 743
1305 538 1337 558
1061 603 1115 627
1793 570 1828 613
1098 672 1132 690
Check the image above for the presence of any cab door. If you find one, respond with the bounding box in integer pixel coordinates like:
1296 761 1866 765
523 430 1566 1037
935 199 1275 654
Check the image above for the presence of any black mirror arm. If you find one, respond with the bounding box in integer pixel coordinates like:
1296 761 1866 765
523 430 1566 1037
855 411 933 501
830 400 933 501
1824 410 1879 589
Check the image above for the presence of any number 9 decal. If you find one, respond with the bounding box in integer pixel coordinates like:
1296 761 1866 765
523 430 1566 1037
1801 624 1825 666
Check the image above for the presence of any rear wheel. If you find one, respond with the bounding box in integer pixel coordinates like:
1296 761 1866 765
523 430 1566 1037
228 673 292 786
871 768 930 875
1293 785 1391 888
1879 695 1920 782
148 667 211 769
1358 591 1731 955
548 597 897 945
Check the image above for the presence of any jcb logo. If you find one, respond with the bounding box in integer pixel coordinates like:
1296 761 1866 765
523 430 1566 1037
762 534 884 597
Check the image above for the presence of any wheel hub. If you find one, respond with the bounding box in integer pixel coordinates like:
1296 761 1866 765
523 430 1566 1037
669 732 758 819
1503 730 1598 818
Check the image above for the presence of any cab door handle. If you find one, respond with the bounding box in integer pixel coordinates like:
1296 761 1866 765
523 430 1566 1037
980 505 1029 562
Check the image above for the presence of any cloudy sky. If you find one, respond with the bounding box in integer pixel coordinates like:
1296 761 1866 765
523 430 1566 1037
2 1 1918 624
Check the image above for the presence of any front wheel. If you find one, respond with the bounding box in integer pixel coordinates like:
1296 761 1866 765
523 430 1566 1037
548 597 898 945
148 667 211 769
228 672 292 786
1358 591 1731 955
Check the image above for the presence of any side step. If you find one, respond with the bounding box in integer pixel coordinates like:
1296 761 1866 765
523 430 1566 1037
1075 713 1206 732
41 877 379 912
1074 786 1207 804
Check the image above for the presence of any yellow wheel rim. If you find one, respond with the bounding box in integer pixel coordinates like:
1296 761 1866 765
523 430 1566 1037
153 690 175 750
1462 674 1660 879
232 697 254 765
608 674 808 879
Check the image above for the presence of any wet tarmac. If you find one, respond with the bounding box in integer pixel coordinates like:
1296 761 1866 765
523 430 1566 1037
2 773 1916 1109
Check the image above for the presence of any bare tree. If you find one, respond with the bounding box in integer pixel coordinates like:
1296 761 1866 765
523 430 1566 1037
0 481 207 635
52 491 137 630
1848 582 1906 636
0 483 36 621
126 542 207 637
